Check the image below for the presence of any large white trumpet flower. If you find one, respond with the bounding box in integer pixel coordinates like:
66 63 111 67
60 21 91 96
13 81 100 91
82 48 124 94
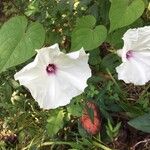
14 44 91 109
116 26 150 85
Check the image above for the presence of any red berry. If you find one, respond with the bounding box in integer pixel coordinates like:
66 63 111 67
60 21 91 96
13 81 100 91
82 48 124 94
80 101 101 135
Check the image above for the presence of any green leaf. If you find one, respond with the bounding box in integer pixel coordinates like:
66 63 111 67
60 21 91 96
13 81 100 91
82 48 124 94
0 16 45 73
46 110 65 137
99 0 110 25
71 15 107 51
109 0 145 32
128 113 150 133
45 31 61 45
100 53 120 73
89 48 101 65
106 28 126 48
87 106 95 123
76 15 96 28
88 3 99 20
67 100 83 117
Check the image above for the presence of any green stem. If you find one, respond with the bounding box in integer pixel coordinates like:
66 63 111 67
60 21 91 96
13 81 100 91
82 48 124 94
92 141 112 150
37 141 74 148
106 68 120 91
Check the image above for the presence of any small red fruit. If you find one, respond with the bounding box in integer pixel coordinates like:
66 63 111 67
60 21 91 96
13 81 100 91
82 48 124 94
80 101 101 135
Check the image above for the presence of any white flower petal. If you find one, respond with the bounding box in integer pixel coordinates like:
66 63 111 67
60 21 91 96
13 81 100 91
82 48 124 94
119 26 150 62
14 44 91 109
14 59 44 85
134 50 150 66
67 48 86 59
23 74 83 109
15 44 61 85
116 26 150 85
123 26 150 51
35 43 61 65
116 53 150 85
55 49 91 91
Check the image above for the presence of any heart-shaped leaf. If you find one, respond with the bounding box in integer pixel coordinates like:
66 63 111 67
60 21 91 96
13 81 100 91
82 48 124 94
109 0 145 32
71 15 107 51
0 16 45 73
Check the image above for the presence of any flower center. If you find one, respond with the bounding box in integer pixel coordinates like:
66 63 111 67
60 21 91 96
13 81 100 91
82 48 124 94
46 64 57 74
126 50 133 60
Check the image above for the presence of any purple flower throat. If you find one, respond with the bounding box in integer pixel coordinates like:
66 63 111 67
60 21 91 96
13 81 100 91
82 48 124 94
126 50 133 60
46 64 57 74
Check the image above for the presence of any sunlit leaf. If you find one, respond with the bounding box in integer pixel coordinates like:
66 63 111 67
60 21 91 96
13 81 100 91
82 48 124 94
0 16 45 73
109 0 145 32
71 15 107 51
46 110 65 137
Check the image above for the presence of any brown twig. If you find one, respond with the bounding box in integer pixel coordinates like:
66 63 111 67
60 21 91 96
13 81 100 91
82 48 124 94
131 138 150 150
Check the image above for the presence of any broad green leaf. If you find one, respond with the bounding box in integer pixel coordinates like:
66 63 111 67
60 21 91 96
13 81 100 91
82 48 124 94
128 113 150 133
76 15 96 28
109 0 145 32
46 110 65 137
0 16 45 73
71 15 107 51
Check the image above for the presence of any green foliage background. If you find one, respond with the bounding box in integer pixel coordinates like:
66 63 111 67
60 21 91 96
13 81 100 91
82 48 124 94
0 0 150 149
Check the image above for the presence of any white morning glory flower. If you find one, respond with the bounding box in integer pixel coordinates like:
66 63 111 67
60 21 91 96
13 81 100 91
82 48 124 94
116 26 150 85
14 44 91 109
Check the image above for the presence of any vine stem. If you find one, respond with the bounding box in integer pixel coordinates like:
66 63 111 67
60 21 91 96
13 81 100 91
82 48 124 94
106 68 121 92
37 141 75 149
92 141 112 150
35 140 112 150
